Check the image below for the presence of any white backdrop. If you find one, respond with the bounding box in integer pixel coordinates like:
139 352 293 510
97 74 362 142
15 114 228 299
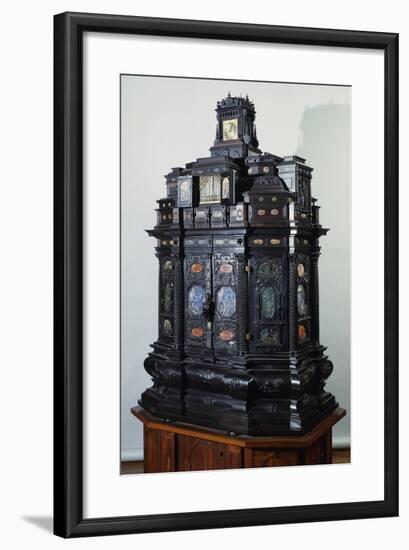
0 0 406 548
121 75 351 461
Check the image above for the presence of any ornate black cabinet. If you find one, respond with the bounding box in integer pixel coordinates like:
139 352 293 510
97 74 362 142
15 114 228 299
139 94 338 435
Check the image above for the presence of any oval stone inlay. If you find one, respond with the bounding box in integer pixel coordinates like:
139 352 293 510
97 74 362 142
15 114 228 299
163 283 173 312
190 263 204 273
253 239 264 245
257 209 266 215
298 324 306 339
258 261 280 277
260 328 280 345
219 263 233 274
270 239 281 245
191 327 204 338
220 329 234 341
163 319 172 336
261 286 276 319
188 285 206 316
297 284 307 315
271 208 279 215
216 287 236 317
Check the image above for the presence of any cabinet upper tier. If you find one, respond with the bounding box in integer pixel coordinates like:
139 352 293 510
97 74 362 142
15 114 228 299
153 95 322 232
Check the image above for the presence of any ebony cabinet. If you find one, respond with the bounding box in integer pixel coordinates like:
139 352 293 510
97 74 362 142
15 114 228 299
138 94 339 436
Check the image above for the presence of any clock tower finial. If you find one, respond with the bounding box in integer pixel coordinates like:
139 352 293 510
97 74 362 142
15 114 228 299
210 94 261 158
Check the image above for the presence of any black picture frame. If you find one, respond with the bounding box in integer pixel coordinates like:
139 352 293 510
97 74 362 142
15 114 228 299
54 11 399 538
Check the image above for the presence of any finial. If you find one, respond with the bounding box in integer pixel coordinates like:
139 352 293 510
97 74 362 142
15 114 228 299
227 90 231 97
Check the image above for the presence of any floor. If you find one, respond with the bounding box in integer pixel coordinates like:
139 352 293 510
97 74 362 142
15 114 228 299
332 448 351 464
121 448 350 474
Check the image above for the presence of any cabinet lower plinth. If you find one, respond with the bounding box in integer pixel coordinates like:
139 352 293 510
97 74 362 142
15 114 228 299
131 406 346 473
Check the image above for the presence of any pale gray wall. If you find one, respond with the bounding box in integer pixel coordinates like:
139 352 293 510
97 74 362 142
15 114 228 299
121 75 351 461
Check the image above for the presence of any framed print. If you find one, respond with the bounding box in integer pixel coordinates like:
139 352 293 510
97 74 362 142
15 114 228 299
54 12 398 538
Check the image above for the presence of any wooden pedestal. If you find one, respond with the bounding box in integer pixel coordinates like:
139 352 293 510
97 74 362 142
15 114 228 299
131 406 346 473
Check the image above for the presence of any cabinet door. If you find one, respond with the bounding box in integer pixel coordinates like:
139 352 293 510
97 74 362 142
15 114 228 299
212 253 239 356
185 250 240 356
184 253 212 351
158 255 175 344
177 435 242 471
249 255 287 352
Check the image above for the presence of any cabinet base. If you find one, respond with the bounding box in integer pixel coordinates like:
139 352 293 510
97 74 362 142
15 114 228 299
131 406 346 473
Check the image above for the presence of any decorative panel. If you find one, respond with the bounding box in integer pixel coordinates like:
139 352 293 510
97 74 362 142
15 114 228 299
221 176 230 199
296 253 311 344
297 284 307 316
250 256 284 352
184 253 212 350
216 287 236 317
159 256 174 342
259 326 280 345
261 286 276 319
188 285 206 316
213 254 239 354
250 449 300 468
176 435 242 471
199 175 221 204
177 175 193 207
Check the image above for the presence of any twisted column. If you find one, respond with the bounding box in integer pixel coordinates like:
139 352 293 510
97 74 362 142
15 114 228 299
288 254 297 352
237 254 249 356
173 256 184 351
311 242 321 345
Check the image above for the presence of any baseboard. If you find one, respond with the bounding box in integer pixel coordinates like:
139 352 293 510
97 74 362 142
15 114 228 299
332 436 351 449
121 448 144 462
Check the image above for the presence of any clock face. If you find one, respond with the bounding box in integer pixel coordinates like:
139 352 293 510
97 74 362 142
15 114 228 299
222 118 238 141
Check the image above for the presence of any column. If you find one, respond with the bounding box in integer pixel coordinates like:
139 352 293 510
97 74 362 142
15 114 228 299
237 254 248 356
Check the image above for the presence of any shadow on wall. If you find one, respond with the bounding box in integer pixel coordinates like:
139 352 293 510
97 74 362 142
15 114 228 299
295 102 352 448
295 103 351 191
